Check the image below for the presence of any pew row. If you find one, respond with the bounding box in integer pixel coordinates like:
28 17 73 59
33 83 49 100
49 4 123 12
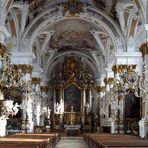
84 133 148 148
0 133 61 148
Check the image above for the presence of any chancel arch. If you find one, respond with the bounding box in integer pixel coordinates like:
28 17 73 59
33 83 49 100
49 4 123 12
45 51 101 80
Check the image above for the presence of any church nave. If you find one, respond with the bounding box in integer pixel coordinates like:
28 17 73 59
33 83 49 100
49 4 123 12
55 137 90 148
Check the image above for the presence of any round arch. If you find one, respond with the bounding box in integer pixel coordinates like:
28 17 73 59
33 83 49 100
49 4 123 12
19 5 125 53
45 50 101 80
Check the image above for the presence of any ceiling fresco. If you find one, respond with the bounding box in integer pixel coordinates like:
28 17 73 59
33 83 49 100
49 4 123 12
49 31 96 50
48 19 99 50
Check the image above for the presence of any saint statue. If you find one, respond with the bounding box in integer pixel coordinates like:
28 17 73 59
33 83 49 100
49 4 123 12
55 102 60 114
71 105 74 112
86 102 90 114
47 107 51 119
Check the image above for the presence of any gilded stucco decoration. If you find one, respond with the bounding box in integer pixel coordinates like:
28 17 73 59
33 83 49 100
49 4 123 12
52 56 94 89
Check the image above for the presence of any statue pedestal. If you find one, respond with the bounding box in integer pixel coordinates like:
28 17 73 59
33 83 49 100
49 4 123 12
0 119 7 137
139 118 148 138
111 120 116 134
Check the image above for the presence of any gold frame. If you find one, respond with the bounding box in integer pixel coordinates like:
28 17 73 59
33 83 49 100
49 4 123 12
63 82 82 113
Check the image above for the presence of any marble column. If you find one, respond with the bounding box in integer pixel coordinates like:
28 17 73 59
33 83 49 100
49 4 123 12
21 93 27 133
53 87 56 113
89 89 92 111
0 97 7 136
112 65 121 134
32 78 41 127
83 88 86 113
0 119 6 137
139 41 148 138
59 86 63 114
59 86 64 125
41 86 49 126
97 75 106 129
21 65 33 133
119 93 124 134
81 87 86 125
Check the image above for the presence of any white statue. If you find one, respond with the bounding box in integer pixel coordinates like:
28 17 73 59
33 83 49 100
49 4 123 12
55 102 60 114
86 103 90 114
35 84 40 93
36 103 41 126
12 103 20 115
26 94 34 129
71 105 74 112
47 107 51 119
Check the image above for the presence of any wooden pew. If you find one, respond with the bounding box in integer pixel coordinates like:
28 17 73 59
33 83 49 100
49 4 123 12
10 133 61 147
0 138 46 148
84 133 148 148
0 133 61 148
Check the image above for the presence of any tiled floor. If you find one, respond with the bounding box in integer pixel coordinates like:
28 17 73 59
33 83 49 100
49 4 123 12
55 137 90 148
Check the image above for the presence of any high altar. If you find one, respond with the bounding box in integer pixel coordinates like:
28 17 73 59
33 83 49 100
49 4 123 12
50 57 96 132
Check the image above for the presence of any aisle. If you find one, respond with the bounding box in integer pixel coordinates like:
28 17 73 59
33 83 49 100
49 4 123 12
55 137 90 148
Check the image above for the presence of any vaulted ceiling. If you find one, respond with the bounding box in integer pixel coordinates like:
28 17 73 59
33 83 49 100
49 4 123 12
4 0 145 81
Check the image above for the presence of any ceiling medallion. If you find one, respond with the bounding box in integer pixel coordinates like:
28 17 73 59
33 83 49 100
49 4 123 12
64 0 83 16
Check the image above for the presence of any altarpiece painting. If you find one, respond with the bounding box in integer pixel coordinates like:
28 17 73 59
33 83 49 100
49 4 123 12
64 85 81 112
125 92 140 118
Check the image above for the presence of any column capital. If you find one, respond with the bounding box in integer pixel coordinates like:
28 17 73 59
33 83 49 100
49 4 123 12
112 65 118 74
21 64 33 74
40 86 48 93
32 77 41 85
140 42 148 57
0 43 7 57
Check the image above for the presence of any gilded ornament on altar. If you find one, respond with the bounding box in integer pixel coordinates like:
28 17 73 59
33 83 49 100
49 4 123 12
53 56 94 89
63 56 80 78
63 112 81 125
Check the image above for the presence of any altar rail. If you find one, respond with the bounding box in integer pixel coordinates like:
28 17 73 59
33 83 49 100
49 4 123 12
0 133 61 148
84 133 148 148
